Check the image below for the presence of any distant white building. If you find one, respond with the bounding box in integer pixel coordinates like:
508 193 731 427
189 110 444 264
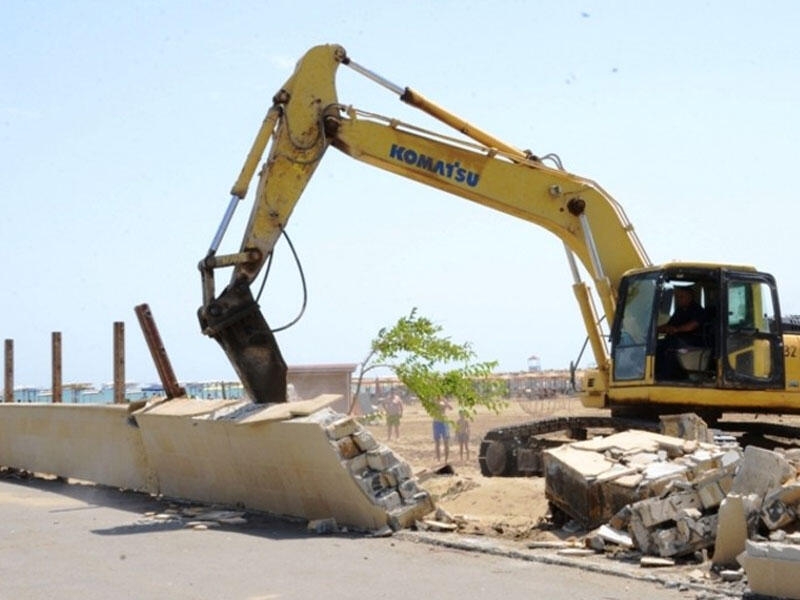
527 355 541 372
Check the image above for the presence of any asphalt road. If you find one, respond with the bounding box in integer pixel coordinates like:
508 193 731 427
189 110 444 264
0 474 693 600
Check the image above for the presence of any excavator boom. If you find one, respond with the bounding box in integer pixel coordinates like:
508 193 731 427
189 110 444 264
198 45 344 403
199 44 651 404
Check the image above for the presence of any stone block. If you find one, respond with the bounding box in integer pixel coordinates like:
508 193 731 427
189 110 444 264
379 470 398 489
352 429 379 452
398 478 420 500
346 453 369 475
354 471 383 496
697 478 729 509
628 515 653 553
326 417 359 441
367 447 398 471
388 461 413 483
375 490 402 511
659 413 712 442
630 490 702 528
388 494 435 531
335 436 361 460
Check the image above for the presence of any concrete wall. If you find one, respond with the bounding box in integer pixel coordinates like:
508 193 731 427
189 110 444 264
132 396 390 529
0 395 432 531
0 403 155 492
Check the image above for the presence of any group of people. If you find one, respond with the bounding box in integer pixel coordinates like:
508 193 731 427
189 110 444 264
381 394 471 463
432 399 471 464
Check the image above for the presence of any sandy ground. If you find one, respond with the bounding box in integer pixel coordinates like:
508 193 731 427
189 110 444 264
365 397 800 544
364 396 604 541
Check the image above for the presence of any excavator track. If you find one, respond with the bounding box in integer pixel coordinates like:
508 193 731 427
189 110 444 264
478 416 659 477
478 415 800 477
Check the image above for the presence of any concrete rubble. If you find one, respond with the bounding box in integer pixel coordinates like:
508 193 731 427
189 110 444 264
316 408 435 530
543 413 800 597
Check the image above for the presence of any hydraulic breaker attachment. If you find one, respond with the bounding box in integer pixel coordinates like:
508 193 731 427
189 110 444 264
198 282 287 404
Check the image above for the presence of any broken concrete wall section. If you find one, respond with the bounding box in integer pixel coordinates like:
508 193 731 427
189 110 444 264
543 427 738 532
739 538 800 600
546 411 800 600
0 396 433 532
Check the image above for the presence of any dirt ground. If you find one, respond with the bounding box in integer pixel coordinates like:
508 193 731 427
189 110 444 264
363 396 605 541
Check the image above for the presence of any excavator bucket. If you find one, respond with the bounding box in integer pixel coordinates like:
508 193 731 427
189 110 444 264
198 283 287 404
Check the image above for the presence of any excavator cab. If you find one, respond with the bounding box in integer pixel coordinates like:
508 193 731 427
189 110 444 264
610 264 785 392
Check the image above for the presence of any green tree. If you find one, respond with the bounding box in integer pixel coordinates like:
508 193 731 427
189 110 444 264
350 308 507 421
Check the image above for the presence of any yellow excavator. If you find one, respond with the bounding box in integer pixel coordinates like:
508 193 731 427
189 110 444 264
198 44 800 475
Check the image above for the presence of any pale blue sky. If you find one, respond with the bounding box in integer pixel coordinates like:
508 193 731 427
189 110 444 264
3 1 800 388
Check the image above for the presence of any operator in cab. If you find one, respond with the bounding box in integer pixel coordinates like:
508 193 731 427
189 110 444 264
656 286 706 380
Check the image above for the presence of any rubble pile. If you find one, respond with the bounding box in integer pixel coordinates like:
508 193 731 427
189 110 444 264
543 422 740 532
313 409 434 530
543 414 800 581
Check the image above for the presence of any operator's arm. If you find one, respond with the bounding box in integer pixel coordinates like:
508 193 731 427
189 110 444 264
659 320 700 335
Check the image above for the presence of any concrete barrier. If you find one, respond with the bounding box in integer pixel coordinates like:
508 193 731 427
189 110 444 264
0 395 433 532
0 403 153 491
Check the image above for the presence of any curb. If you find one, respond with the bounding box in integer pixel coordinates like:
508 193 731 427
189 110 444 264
394 531 744 598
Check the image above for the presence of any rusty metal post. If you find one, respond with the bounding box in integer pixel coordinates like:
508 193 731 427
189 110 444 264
4 339 12 403
134 303 185 399
113 321 125 404
52 332 62 403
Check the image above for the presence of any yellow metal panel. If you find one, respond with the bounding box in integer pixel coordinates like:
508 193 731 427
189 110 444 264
608 385 800 413
784 334 800 390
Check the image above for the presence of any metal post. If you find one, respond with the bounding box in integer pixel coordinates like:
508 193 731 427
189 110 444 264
4 339 12 403
134 303 186 400
52 332 62 403
113 322 125 404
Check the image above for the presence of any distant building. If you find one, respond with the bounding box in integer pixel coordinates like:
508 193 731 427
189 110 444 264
527 355 541 372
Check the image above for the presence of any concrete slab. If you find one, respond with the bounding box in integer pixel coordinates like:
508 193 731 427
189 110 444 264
731 445 794 496
133 399 432 530
570 429 694 458
739 540 800 600
712 495 748 568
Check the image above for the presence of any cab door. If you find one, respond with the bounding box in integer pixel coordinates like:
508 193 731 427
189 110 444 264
721 272 784 388
610 273 658 382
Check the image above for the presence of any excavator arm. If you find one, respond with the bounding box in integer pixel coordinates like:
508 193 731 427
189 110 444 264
199 44 651 404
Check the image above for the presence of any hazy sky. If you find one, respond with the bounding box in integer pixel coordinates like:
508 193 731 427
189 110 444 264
3 1 800 388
